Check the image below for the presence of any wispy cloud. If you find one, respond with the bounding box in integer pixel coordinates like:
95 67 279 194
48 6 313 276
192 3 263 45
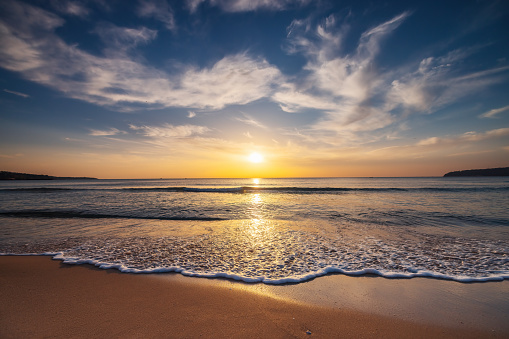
3 89 29 98
177 54 283 109
365 128 509 162
187 0 309 13
1 0 507 164
89 128 127 136
93 23 158 54
273 12 411 136
235 113 267 129
272 10 509 146
417 128 509 146
479 104 509 118
387 54 509 114
0 2 282 111
129 123 210 138
50 0 90 17
137 0 176 32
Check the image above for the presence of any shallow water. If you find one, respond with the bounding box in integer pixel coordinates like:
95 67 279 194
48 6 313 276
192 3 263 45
0 177 508 283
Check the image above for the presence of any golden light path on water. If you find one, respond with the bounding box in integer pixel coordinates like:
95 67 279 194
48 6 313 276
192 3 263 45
245 179 270 244
1 177 507 283
245 192 276 245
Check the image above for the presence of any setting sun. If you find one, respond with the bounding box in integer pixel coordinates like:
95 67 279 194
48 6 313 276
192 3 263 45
248 152 264 163
0 2 507 336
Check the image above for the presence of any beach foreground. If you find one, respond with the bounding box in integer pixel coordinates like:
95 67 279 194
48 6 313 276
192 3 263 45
1 256 507 338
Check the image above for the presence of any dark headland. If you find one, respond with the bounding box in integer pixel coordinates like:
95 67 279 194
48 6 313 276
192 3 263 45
0 171 97 180
444 167 509 177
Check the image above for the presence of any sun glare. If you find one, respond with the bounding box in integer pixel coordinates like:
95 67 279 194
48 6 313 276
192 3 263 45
248 152 263 163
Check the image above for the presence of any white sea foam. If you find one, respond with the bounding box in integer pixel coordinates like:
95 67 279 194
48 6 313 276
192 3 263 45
3 223 508 284
1 177 508 284
45 255 509 284
183 187 244 193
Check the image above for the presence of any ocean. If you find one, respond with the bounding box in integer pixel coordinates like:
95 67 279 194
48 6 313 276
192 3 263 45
0 177 508 283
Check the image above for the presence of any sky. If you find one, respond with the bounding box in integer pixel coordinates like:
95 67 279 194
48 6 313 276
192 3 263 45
1 0 508 179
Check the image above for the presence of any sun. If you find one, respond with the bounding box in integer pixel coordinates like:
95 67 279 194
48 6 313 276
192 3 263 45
248 152 264 163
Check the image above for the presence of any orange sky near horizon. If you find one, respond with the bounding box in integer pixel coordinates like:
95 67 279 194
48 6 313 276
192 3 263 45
1 1 508 179
3 144 507 179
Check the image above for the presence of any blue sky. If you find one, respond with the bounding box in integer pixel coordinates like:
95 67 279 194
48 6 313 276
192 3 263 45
1 0 508 178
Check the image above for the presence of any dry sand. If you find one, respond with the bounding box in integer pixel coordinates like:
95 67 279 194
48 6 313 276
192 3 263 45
1 256 507 338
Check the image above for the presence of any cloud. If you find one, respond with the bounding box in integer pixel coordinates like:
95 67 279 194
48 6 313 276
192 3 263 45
129 123 210 138
273 83 338 113
387 56 509 114
93 23 158 53
416 136 440 146
50 0 90 17
3 89 29 98
479 104 509 118
0 2 283 111
187 0 309 13
272 10 509 143
89 128 126 136
417 128 509 147
365 128 509 161
235 113 267 129
177 54 283 109
272 12 410 136
1 0 507 159
138 0 176 31
0 1 64 72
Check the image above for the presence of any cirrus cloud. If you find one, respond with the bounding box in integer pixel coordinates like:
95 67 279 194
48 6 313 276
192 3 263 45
137 0 176 32
187 0 310 13
0 1 283 112
89 128 127 136
273 10 509 143
479 104 509 119
129 123 211 138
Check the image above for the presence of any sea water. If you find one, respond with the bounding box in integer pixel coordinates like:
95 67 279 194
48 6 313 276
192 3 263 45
0 177 508 283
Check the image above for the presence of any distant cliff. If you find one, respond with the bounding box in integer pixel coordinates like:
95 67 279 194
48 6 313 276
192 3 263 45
444 167 509 177
0 171 97 180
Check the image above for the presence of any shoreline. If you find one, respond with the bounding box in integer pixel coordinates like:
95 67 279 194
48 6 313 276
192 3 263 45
1 256 507 338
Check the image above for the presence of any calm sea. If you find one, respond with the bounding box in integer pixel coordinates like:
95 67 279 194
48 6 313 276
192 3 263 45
1 177 508 283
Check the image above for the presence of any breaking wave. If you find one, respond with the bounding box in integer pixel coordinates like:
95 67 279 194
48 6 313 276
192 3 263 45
2 228 508 284
3 186 508 194
0 210 225 221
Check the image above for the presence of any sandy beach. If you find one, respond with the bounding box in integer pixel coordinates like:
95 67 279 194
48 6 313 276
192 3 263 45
1 256 507 338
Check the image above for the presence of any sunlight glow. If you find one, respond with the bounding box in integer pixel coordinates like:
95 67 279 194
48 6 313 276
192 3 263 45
248 152 264 163
252 178 260 185
251 193 262 204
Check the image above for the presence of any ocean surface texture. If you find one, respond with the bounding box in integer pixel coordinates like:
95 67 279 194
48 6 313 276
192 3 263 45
1 177 508 283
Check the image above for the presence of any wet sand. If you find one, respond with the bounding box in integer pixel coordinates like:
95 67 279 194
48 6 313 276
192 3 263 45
1 256 507 338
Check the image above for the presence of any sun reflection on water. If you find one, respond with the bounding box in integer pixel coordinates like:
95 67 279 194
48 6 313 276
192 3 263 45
252 193 262 205
245 192 275 245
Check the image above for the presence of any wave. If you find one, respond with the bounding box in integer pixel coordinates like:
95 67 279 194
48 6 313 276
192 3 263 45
0 187 76 192
2 186 508 194
2 223 507 285
2 252 506 284
330 209 509 229
123 186 509 193
183 187 245 193
0 210 225 221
